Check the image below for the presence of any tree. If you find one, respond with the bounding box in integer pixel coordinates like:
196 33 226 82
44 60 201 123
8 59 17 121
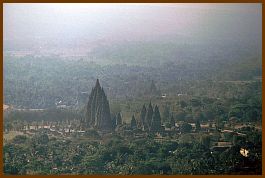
202 109 215 121
179 122 192 133
215 117 224 130
190 98 201 107
200 135 211 148
179 100 187 108
170 114 175 128
175 111 186 121
162 105 170 123
148 80 161 97
195 120 201 132
84 129 101 139
194 111 205 122
32 133 49 145
12 135 28 145
5 122 13 132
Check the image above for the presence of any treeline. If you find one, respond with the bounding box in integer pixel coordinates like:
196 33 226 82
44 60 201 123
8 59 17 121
4 82 261 127
4 130 261 175
4 108 83 122
4 54 261 109
4 108 83 132
118 86 261 125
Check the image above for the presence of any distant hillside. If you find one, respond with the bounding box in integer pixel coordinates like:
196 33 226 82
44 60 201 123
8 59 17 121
90 39 261 67
4 51 261 109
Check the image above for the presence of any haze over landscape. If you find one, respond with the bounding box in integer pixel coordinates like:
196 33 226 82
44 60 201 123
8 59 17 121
3 3 262 175
4 4 261 56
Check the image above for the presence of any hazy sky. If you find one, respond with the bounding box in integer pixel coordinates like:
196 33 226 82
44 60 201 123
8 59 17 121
4 3 262 49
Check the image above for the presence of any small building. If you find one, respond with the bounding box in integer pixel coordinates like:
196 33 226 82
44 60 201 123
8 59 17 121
217 141 233 147
211 142 232 153
56 105 68 109
187 122 196 131
177 94 187 97
3 104 9 110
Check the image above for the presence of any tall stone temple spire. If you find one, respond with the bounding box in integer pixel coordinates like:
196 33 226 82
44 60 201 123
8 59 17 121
85 79 113 131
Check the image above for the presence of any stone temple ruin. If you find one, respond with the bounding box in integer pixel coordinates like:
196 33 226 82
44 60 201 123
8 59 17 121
83 79 113 131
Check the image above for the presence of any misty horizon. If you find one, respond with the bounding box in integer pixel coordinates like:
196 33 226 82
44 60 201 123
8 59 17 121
4 3 262 52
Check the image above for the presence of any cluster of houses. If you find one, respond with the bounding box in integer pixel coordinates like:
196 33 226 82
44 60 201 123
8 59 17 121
22 124 85 137
5 102 251 155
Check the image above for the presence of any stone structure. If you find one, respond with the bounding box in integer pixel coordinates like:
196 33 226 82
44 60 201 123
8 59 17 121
85 79 113 131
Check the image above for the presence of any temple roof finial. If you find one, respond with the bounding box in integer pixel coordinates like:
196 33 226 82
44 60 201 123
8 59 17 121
95 78 100 88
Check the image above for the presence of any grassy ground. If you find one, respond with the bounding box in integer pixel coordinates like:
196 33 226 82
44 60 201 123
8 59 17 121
4 131 24 141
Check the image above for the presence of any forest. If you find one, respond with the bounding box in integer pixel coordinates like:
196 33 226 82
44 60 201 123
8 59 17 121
3 49 262 175
4 47 261 109
4 126 262 175
3 3 262 175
